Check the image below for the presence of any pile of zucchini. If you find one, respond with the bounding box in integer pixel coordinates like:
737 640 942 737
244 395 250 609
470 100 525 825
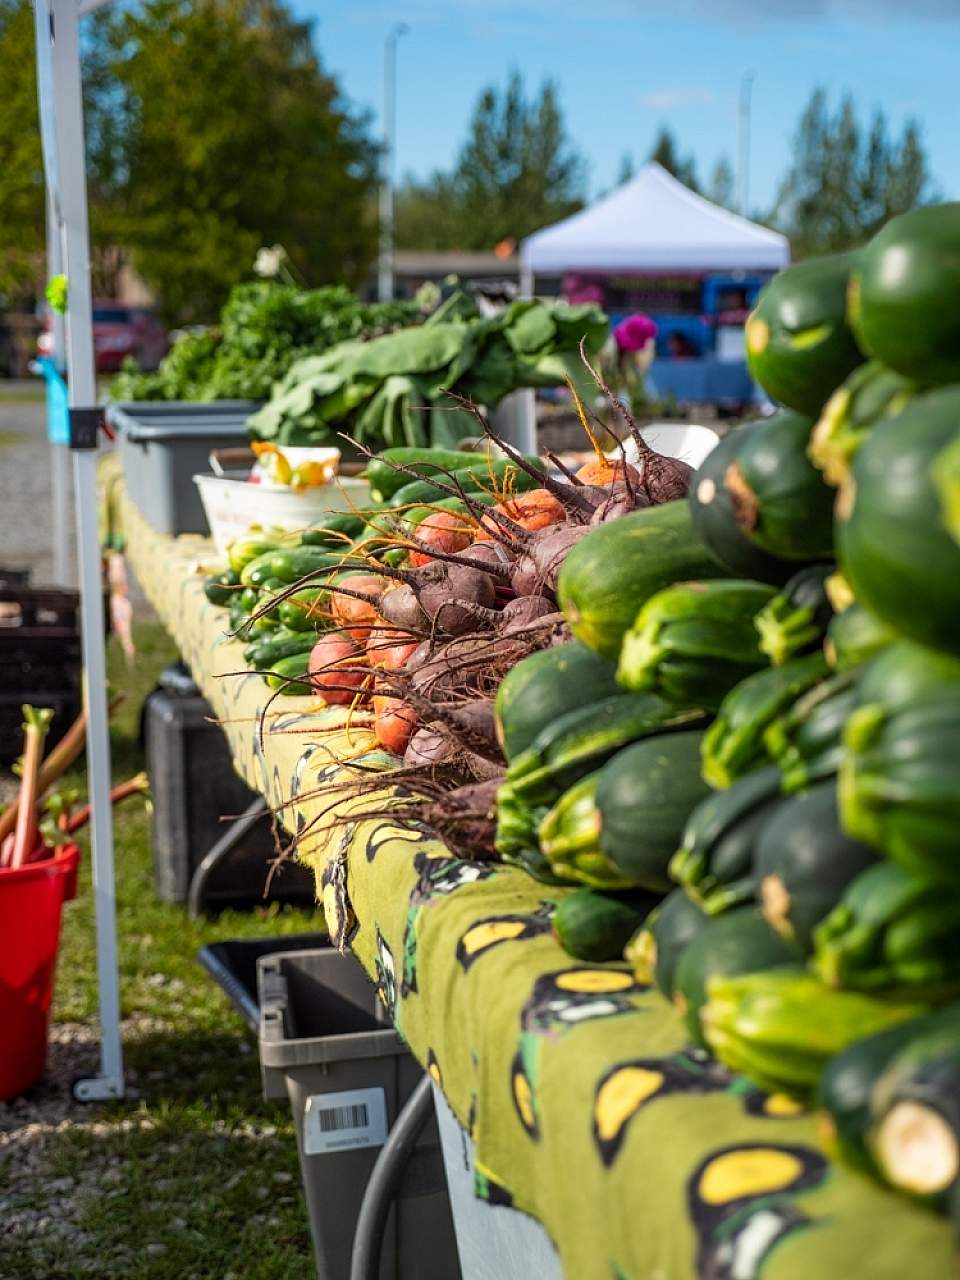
498 203 960 1219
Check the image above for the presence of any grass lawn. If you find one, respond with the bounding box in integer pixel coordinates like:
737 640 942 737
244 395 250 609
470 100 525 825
0 623 321 1279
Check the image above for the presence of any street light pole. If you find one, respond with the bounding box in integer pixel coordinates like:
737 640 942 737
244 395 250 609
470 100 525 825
378 23 409 303
737 71 756 218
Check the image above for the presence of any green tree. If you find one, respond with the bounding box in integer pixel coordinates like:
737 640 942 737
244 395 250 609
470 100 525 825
708 156 734 210
396 72 585 250
89 0 378 323
0 1 44 300
616 152 636 186
773 89 935 257
648 126 700 192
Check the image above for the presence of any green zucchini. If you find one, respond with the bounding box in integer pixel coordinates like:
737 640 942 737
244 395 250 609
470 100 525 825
365 446 493 503
816 1004 960 1182
505 693 707 808
703 968 926 1098
616 579 775 710
203 568 241 608
538 729 710 891
494 784 572 886
673 911 801 1047
755 781 878 955
809 359 915 488
689 426 794 585
855 640 960 712
265 651 314 695
670 767 784 916
494 641 621 763
840 689 960 885
745 251 864 417
824 603 896 671
849 203 960 385
837 388 960 653
700 650 830 789
625 888 708 999
813 861 960 997
754 564 834 666
724 409 835 561
850 1008 960 1206
556 501 726 658
933 427 960 547
244 627 316 669
764 667 857 794
552 887 661 963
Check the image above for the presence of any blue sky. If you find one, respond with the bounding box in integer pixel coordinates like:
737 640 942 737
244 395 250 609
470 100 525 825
294 0 958 214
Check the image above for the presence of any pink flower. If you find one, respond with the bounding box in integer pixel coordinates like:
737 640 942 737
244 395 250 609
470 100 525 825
614 314 658 353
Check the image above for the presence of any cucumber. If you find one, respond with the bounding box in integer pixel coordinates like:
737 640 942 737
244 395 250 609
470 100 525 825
300 512 366 546
701 651 830 789
673 910 801 1047
365 447 492 503
538 729 710 891
228 536 283 574
723 409 835 561
745 251 864 416
557 501 726 658
203 568 240 607
277 586 329 633
617 579 775 710
689 425 794 585
850 203 960 385
754 564 834 666
837 387 960 653
494 641 621 763
670 767 784 916
755 781 878 955
552 888 660 963
239 551 282 589
625 888 708 999
267 546 344 586
244 627 316 669
390 458 545 509
265 651 314 695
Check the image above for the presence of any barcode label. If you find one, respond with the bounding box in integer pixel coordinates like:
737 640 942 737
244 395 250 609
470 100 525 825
318 1102 369 1133
304 1087 388 1155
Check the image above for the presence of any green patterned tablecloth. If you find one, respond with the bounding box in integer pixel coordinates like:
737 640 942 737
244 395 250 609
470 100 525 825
120 482 957 1280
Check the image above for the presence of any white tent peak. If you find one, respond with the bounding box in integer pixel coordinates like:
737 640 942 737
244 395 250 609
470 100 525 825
521 162 789 274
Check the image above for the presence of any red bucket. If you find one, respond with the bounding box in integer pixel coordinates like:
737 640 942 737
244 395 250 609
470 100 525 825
0 843 80 1100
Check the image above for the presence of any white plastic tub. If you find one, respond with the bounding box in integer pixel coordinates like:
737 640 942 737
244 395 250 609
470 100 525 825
195 472 372 556
617 422 719 470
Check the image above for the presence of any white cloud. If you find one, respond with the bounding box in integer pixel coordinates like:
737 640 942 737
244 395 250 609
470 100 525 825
640 86 717 110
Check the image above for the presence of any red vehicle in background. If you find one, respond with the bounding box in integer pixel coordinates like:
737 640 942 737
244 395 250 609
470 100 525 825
38 302 168 373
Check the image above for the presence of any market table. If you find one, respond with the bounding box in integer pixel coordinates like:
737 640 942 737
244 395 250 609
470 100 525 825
117 479 957 1279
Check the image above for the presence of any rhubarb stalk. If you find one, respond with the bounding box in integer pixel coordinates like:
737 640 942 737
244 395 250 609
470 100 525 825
9 706 54 869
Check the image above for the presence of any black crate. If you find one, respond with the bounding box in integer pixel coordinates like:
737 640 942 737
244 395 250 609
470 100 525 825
0 575 83 763
144 664 316 910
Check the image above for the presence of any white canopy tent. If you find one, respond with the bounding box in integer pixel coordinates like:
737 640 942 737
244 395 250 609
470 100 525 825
520 162 789 285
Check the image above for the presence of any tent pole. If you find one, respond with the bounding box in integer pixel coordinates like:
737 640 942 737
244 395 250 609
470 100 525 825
46 187 74 588
36 0 124 1101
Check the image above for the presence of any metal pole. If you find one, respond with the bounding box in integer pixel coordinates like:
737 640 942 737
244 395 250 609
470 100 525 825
46 187 73 588
37 0 124 1101
377 23 408 302
737 71 755 218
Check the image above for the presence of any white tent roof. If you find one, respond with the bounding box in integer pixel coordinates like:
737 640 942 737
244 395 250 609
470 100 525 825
521 162 789 275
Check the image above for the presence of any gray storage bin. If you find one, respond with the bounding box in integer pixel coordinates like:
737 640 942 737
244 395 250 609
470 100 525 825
109 400 260 534
258 949 460 1280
